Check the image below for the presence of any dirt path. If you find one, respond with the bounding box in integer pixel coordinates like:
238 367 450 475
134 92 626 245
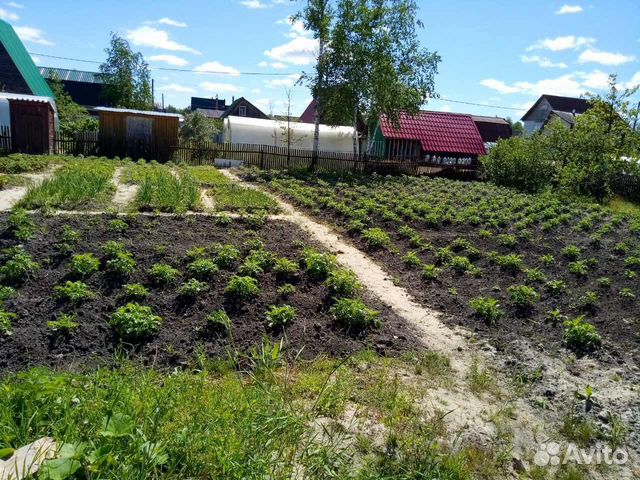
0 167 59 211
200 189 215 211
111 167 138 211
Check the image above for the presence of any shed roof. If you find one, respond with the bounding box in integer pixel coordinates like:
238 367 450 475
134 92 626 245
379 111 486 156
195 108 225 119
471 115 512 143
0 19 53 97
39 66 102 84
94 107 182 119
0 92 56 112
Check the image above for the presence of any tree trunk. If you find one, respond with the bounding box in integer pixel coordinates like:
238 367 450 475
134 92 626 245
352 104 359 159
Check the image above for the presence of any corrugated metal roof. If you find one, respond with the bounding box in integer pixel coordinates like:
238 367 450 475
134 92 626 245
39 66 103 84
380 111 487 157
195 108 225 119
0 19 53 97
0 92 56 112
94 107 182 119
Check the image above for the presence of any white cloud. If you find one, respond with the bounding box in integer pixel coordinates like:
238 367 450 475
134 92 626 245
194 61 240 76
251 88 262 94
148 54 189 67
158 17 188 28
439 104 452 112
622 72 640 90
14 26 53 46
265 74 300 88
555 5 583 14
520 55 567 69
527 35 595 52
479 79 522 94
578 70 611 89
271 62 287 69
578 48 635 66
241 0 270 8
5 2 23 8
277 16 310 38
0 7 18 20
264 36 318 65
126 26 200 54
258 61 268 67
31 55 40 64
159 83 195 93
200 81 242 93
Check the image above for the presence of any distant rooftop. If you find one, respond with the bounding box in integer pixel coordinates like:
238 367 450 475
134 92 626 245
39 66 102 84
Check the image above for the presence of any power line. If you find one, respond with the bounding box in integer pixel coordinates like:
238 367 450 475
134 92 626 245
431 97 524 112
29 52 299 77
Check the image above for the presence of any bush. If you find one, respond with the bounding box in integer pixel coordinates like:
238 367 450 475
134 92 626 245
239 259 264 278
101 241 127 258
225 275 260 300
330 298 380 330
186 246 208 260
273 257 299 277
562 245 582 260
302 248 336 280
245 249 275 271
148 263 181 285
403 251 422 267
568 260 589 277
421 264 441 281
54 281 94 303
110 303 162 338
494 254 523 273
0 310 16 336
70 253 101 277
362 228 391 250
545 280 567 296
507 285 539 310
47 313 79 332
177 278 210 298
187 259 219 280
0 285 15 302
469 297 504 324
122 283 149 300
108 219 129 232
212 244 241 269
106 252 136 277
0 247 39 283
563 316 601 352
277 283 296 297
208 310 232 331
266 305 296 328
8 208 37 241
326 268 360 297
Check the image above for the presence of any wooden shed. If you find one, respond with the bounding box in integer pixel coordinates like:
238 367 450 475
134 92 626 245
0 92 57 154
95 107 181 162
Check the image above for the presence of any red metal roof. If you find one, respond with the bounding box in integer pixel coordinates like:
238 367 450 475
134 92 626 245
379 111 487 156
299 99 317 124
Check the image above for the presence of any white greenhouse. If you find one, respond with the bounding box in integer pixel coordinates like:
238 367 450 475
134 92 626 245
223 116 358 154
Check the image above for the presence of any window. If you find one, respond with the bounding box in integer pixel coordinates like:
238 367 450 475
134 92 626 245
238 105 247 117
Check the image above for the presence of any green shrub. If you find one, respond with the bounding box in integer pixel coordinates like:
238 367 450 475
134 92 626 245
469 297 504 324
54 281 94 303
187 259 219 280
212 244 241 269
403 251 422 267
61 225 81 244
108 219 129 232
507 285 539 310
239 259 264 278
245 249 276 271
422 264 442 281
277 283 296 297
577 291 599 312
47 313 79 332
273 257 299 277
362 227 391 250
545 280 567 296
101 241 127 258
524 267 547 283
225 275 260 300
70 253 101 277
208 310 232 331
0 247 39 282
331 298 379 330
568 260 589 277
619 287 635 300
7 208 37 241
148 263 181 285
495 254 523 273
302 248 336 280
178 278 210 298
539 254 555 266
597 277 612 288
326 268 360 297
497 234 517 248
0 310 16 336
266 305 296 328
562 245 582 260
564 316 601 352
186 246 207 260
122 283 149 300
106 252 136 277
110 303 162 338
0 285 15 302
625 256 640 270
448 255 475 274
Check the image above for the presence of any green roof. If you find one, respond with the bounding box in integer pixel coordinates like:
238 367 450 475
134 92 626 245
0 19 53 97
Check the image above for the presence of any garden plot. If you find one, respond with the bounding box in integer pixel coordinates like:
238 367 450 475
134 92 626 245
248 170 640 368
0 212 414 373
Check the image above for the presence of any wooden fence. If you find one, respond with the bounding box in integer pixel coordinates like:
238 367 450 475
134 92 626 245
55 131 100 156
0 125 11 153
613 172 640 201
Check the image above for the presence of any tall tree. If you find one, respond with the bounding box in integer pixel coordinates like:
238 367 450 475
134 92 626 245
99 33 153 110
48 75 98 135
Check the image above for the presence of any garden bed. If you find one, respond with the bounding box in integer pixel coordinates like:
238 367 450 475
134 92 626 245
0 213 415 373
252 170 640 367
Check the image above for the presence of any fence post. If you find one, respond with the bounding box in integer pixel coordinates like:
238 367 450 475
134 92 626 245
260 146 265 169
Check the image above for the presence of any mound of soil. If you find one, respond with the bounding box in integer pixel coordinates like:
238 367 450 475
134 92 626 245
0 214 417 374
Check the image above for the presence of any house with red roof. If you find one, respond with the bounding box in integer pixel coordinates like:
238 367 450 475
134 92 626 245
369 111 487 166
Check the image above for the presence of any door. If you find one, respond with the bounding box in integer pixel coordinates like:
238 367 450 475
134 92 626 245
126 116 153 159
10 103 48 154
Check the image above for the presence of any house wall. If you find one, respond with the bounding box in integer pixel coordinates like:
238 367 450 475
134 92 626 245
0 43 31 94
9 100 54 154
523 98 552 135
228 99 269 120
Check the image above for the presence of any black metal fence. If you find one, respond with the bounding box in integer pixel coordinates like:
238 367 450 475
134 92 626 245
0 125 10 153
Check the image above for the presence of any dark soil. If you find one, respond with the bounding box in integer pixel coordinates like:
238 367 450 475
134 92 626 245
267 186 640 369
0 214 417 374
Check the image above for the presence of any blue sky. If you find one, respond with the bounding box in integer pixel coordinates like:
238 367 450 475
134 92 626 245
2 0 639 120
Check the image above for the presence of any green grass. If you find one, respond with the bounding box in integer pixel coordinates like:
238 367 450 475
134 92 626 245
211 184 279 212
16 161 116 210
0 153 50 174
187 165 230 186
121 161 165 185
135 168 201 213
608 195 640 216
0 350 509 479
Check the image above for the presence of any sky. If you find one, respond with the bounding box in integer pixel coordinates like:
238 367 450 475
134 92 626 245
1 0 639 120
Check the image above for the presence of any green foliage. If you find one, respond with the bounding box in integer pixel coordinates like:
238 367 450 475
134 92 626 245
101 240 126 258
524 267 547 283
70 253 101 277
421 264 441 281
0 154 49 174
54 281 94 303
277 283 296 297
136 169 200 213
0 247 39 283
47 313 79 332
0 285 15 302
273 257 300 277
225 275 260 300
568 260 589 277
507 285 539 310
122 283 149 300
539 254 555 266
177 279 210 298
108 219 129 233
148 263 180 285
545 280 567 296
562 245 582 260
563 316 602 352
8 208 37 241
187 259 219 280
326 268 360 297
49 75 98 135
110 303 162 338
403 251 422 267
469 297 504 324
180 110 219 144
330 298 380 330
266 305 296 328
361 227 391 250
207 309 232 331
106 251 136 277
494 254 523 273
212 185 279 213
0 310 16 336
302 248 336 280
